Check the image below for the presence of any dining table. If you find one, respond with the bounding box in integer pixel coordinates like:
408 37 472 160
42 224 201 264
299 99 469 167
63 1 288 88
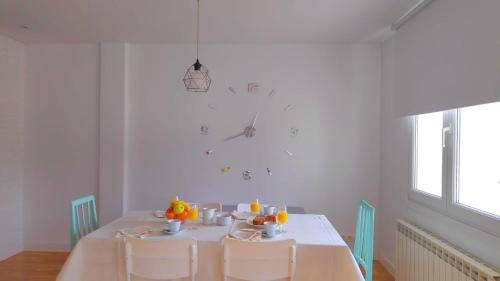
57 211 364 281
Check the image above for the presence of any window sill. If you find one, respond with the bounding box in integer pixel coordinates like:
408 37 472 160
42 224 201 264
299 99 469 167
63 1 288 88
407 194 500 238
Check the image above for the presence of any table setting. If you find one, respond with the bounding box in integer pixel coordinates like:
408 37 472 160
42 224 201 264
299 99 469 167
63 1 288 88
57 196 365 281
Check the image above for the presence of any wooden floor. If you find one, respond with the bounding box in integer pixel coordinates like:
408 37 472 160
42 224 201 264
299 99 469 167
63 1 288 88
373 261 395 281
0 252 69 281
0 251 394 281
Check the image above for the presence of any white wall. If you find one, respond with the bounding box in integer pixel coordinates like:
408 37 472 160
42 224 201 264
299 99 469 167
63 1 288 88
126 44 382 240
99 43 128 225
23 44 99 250
19 43 382 251
379 38 500 273
0 35 24 260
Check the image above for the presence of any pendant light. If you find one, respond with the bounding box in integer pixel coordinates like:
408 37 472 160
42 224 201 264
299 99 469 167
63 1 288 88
183 0 211 92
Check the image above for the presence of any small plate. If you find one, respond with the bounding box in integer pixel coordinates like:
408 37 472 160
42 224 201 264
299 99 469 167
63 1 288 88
163 228 184 235
262 230 282 239
246 217 265 229
154 210 165 218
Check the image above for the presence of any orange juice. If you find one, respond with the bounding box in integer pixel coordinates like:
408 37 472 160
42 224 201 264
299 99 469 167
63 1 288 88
250 199 260 214
188 206 199 220
277 210 288 224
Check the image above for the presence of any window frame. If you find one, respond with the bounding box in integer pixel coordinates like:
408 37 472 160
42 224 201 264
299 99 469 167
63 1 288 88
409 113 448 211
409 108 500 238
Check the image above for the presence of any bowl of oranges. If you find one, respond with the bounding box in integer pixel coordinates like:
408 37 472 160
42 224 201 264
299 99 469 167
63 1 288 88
165 197 199 222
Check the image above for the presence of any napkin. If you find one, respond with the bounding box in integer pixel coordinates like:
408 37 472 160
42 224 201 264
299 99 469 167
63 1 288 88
228 229 262 241
115 226 153 239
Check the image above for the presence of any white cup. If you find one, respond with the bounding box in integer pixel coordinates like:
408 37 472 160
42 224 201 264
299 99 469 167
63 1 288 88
217 213 232 226
264 205 277 215
167 219 181 232
264 222 278 237
202 208 216 225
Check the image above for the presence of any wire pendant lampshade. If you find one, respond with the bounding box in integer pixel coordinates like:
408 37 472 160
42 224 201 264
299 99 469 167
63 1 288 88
183 0 211 92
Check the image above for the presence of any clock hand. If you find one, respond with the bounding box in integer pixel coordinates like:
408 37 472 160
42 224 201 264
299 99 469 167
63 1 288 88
223 131 245 142
225 112 259 142
250 112 259 128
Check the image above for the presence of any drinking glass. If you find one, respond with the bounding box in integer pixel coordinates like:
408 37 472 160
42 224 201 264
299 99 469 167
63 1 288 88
277 204 288 231
188 204 199 221
250 199 261 214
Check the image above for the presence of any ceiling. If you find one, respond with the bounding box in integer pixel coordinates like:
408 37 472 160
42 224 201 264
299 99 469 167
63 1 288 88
0 0 415 44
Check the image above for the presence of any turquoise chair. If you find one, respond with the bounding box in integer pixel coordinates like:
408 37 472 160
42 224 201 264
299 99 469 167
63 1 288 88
70 195 98 249
354 200 375 281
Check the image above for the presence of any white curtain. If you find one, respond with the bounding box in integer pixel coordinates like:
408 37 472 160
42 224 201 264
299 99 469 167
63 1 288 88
393 0 500 117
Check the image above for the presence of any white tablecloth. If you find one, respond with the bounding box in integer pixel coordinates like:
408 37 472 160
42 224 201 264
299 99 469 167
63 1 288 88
57 212 364 281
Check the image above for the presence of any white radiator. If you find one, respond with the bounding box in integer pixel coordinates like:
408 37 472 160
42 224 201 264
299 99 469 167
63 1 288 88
396 220 500 281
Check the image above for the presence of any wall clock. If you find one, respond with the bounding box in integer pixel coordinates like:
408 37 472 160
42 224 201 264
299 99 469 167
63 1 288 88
200 83 299 181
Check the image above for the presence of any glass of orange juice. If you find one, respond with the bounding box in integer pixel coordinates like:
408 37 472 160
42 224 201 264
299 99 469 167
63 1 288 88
277 204 288 231
250 199 261 214
188 204 199 221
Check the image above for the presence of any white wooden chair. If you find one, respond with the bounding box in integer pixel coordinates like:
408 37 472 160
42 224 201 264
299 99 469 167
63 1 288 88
222 238 296 281
236 203 269 212
196 202 222 212
124 237 197 281
236 203 251 212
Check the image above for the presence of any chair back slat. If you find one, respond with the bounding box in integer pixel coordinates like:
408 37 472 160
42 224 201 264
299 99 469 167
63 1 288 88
354 200 375 281
70 195 98 249
75 205 83 238
222 238 296 281
81 204 87 236
86 201 92 234
124 237 197 281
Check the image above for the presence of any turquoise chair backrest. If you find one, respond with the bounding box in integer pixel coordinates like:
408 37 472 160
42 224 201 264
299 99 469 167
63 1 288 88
354 200 375 281
70 195 98 249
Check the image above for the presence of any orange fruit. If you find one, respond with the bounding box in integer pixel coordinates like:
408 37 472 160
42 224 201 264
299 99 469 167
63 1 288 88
177 210 189 221
165 208 175 219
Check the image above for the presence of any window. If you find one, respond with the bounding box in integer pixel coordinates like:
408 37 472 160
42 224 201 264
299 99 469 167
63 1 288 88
456 102 500 218
411 102 500 236
414 112 443 197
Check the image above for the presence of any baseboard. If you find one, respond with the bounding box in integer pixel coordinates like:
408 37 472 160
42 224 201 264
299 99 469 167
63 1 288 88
23 241 69 252
379 254 395 276
0 247 23 262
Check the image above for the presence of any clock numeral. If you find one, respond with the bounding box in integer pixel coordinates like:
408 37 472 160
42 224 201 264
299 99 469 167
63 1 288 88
201 125 208 135
243 170 252 180
267 168 273 176
248 82 259 94
284 104 294 112
268 89 277 97
290 127 299 138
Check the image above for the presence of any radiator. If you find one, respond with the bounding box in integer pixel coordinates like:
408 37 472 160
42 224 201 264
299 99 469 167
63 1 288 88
396 220 500 281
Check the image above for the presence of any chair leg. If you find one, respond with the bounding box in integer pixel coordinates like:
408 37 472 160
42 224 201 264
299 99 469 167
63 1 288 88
223 244 228 281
